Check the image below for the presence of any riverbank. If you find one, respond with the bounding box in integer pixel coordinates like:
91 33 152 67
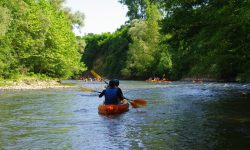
0 80 74 90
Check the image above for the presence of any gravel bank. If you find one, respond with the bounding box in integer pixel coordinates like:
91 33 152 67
0 80 73 90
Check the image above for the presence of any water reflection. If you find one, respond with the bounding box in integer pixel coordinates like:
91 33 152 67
0 81 249 149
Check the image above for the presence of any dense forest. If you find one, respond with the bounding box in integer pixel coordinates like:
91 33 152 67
0 0 249 82
0 0 86 80
83 0 250 82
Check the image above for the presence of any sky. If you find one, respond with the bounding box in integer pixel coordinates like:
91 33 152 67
64 0 128 35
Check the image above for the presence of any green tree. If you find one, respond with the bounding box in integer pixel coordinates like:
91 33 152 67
0 6 11 36
0 0 86 79
160 0 250 81
83 25 130 78
122 0 171 79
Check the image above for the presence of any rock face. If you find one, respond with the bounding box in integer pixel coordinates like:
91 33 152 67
0 80 69 90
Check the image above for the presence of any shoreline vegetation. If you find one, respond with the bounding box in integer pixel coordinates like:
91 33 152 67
1 1 249 85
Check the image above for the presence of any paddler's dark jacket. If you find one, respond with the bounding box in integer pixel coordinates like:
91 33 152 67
99 87 123 104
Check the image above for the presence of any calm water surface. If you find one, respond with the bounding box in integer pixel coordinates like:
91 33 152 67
0 81 250 149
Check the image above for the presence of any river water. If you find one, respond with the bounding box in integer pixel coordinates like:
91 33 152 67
0 80 250 149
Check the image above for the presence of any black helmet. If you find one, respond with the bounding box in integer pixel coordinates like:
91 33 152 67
114 79 119 86
108 80 115 87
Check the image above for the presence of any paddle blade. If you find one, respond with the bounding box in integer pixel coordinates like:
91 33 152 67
133 99 147 106
130 101 140 108
90 70 102 79
80 87 96 92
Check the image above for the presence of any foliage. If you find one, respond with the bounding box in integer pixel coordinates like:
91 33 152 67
159 0 250 81
119 0 147 20
0 0 86 79
0 6 12 36
121 0 171 79
82 0 249 82
83 25 130 78
121 19 151 78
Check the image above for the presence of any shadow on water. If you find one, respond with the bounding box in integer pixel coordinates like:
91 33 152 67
0 81 250 149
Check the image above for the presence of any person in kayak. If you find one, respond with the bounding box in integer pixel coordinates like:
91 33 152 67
99 79 124 105
114 79 126 103
114 79 124 97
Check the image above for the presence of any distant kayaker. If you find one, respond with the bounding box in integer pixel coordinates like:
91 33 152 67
99 79 123 105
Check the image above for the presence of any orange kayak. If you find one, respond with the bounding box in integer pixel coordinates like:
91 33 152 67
98 100 129 115
145 80 171 83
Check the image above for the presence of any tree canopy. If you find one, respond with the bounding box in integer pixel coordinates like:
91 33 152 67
0 0 86 79
82 0 249 82
1 0 249 82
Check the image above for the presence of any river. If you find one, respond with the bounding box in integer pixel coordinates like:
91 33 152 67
0 80 250 149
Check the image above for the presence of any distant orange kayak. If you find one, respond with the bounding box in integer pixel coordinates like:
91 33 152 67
98 100 129 115
146 80 171 83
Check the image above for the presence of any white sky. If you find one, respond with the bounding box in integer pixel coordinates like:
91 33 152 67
64 0 128 35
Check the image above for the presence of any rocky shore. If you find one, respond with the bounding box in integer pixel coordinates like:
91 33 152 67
0 80 73 90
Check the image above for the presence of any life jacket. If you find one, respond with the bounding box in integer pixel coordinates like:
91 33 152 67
104 87 119 104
